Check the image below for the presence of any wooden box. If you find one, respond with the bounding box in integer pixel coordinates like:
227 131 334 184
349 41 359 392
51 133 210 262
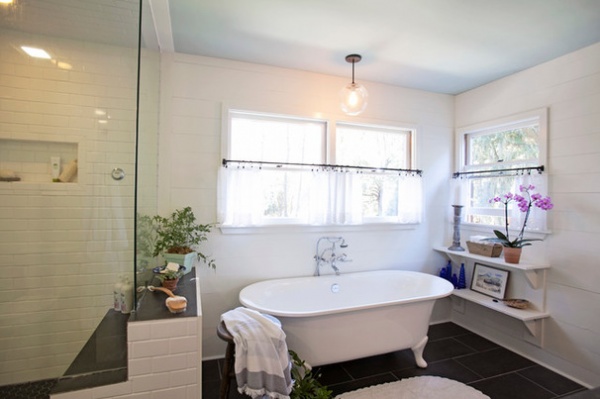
466 241 503 257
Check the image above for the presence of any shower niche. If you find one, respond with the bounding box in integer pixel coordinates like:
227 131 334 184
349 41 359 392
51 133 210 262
0 138 78 184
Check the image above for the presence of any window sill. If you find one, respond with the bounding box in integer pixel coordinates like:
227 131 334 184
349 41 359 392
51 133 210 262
219 223 419 235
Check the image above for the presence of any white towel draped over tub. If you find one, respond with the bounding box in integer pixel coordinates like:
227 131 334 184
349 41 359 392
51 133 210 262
221 307 293 399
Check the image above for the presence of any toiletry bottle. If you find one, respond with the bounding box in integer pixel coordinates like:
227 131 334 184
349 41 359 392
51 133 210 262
58 159 77 182
121 278 134 314
113 277 123 311
51 157 61 181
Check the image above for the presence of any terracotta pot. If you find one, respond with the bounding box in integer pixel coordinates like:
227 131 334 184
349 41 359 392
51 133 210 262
161 278 179 291
503 247 522 264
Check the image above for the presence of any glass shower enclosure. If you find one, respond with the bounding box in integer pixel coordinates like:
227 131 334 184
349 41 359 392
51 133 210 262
0 0 145 392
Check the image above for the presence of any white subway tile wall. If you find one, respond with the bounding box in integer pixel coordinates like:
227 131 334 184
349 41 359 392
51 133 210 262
0 28 137 385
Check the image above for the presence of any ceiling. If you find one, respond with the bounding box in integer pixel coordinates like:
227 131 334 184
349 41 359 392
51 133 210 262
2 0 599 95
0 0 140 48
147 0 600 94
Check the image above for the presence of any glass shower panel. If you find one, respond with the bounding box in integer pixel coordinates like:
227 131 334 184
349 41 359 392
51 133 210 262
135 0 160 295
0 0 139 388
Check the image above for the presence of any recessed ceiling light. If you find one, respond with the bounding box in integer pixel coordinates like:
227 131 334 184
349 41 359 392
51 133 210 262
21 46 51 59
0 0 15 4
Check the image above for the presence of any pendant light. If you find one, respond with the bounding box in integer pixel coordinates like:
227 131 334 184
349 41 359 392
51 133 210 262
339 54 368 116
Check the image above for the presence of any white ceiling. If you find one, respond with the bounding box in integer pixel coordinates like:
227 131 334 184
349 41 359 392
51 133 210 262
148 0 600 94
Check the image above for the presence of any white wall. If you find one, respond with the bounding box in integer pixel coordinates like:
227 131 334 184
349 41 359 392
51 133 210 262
455 42 600 387
0 28 137 384
157 52 455 360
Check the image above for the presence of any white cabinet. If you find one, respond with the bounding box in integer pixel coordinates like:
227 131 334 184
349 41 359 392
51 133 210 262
434 246 550 345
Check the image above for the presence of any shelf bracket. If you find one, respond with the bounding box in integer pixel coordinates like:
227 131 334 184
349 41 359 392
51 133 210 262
523 319 538 336
523 319 545 347
524 270 539 289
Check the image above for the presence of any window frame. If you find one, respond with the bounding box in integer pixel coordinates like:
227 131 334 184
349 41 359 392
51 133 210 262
220 106 420 231
223 108 329 164
455 108 549 231
456 108 548 173
334 121 416 223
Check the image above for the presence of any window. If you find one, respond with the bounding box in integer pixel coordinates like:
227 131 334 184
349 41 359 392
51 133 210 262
219 110 421 227
455 108 548 231
336 123 413 220
227 111 327 221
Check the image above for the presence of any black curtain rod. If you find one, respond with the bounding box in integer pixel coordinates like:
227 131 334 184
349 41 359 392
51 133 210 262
222 158 423 176
453 165 544 179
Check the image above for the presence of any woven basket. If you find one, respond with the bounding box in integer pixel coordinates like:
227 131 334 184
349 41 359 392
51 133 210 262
502 299 530 309
466 241 503 257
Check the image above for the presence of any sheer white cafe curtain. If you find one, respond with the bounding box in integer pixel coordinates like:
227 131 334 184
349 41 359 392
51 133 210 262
218 166 422 227
453 172 548 232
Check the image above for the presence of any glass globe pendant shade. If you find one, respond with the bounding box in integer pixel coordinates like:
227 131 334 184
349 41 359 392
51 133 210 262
340 82 368 116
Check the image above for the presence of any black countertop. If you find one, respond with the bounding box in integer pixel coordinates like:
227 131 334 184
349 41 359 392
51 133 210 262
131 267 198 322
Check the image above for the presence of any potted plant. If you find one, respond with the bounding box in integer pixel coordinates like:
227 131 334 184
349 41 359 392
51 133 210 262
152 207 216 271
485 184 553 263
154 268 184 291
289 350 332 399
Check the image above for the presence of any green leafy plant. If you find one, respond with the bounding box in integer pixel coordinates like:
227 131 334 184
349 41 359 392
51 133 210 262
136 214 157 258
152 207 216 268
289 350 333 399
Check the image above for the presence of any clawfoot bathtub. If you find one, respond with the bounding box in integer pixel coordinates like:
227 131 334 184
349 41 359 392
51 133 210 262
239 270 453 367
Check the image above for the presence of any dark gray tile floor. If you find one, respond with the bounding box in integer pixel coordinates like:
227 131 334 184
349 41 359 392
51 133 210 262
0 379 58 399
202 322 589 399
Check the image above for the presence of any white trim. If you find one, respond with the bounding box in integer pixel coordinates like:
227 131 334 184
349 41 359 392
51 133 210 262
148 0 175 53
220 223 419 235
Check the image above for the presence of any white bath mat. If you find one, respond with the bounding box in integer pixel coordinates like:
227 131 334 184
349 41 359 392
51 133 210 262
335 376 490 399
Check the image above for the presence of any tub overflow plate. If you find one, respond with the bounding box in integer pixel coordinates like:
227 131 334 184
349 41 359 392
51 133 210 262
331 283 340 293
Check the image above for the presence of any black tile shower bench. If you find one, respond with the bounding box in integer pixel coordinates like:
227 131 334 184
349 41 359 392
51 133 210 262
51 309 129 394
51 269 198 395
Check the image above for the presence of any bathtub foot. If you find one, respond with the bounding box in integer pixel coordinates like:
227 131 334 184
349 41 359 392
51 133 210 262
411 336 428 368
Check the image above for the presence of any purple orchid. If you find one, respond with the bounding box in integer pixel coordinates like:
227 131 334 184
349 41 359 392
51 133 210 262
486 184 553 248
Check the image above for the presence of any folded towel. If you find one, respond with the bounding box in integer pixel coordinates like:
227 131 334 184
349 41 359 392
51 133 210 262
221 307 293 399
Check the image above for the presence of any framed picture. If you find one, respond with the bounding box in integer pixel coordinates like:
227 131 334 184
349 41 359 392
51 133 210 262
471 263 509 299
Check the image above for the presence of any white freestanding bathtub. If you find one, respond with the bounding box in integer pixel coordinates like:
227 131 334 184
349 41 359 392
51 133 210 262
239 270 454 367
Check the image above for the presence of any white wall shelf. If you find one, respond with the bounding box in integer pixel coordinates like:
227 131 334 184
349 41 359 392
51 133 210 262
433 246 549 289
451 289 550 322
434 245 550 345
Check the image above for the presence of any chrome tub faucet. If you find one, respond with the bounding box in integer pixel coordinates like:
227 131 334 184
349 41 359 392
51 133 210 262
314 236 351 276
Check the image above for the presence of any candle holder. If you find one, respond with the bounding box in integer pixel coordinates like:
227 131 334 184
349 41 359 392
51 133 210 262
448 205 465 251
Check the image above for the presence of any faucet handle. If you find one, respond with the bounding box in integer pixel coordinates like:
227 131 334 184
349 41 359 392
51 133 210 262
337 253 352 262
